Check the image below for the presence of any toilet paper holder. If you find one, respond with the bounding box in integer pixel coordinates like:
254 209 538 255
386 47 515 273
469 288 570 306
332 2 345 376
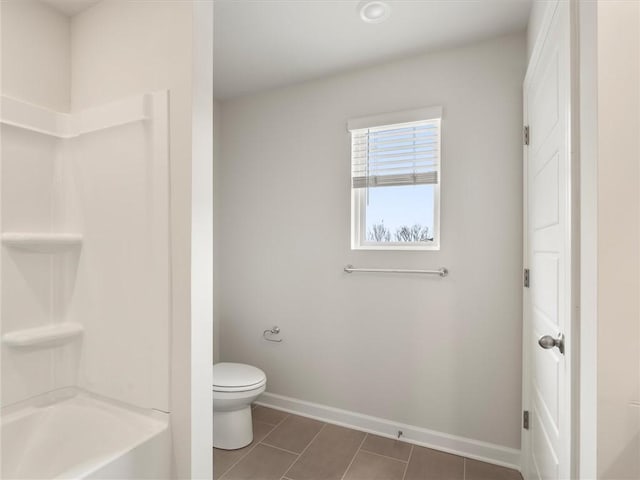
263 326 282 342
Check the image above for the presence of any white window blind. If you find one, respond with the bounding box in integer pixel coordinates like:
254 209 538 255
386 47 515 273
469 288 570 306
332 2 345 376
349 116 441 189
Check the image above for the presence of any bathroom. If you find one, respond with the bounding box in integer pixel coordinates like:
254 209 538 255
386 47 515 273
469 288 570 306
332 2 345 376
213 1 639 479
212 1 525 478
2 1 640 480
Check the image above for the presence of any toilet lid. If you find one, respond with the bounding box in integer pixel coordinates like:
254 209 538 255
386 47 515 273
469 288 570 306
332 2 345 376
213 363 266 389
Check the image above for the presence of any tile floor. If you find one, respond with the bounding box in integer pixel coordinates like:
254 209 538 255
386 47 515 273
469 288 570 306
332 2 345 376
213 406 523 480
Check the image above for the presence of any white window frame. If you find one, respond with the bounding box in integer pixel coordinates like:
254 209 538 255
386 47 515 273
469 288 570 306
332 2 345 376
348 107 442 251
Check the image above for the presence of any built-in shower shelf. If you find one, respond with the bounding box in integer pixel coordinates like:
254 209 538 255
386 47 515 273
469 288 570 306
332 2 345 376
2 323 84 348
1 233 82 253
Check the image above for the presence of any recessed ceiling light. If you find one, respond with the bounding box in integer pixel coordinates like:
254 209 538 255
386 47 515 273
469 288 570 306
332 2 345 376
358 1 391 24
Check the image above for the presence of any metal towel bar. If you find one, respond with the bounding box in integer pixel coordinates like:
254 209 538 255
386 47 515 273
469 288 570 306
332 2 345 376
344 265 448 277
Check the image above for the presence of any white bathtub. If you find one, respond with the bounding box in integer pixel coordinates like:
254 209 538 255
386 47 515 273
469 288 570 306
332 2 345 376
1 388 170 480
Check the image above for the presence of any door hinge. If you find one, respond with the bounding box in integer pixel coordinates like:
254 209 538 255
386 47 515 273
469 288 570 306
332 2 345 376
523 410 530 430
523 125 530 146
524 268 530 288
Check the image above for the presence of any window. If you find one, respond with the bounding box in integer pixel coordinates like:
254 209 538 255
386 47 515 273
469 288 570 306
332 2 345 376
349 107 441 250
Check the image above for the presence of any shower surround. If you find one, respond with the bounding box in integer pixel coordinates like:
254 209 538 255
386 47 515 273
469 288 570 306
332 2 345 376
0 88 172 479
0 1 180 477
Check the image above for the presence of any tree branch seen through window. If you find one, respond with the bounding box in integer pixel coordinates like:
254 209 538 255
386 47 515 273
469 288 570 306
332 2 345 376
367 223 434 243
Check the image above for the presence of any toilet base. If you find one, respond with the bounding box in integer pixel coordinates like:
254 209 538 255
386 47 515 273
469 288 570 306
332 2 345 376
213 406 253 450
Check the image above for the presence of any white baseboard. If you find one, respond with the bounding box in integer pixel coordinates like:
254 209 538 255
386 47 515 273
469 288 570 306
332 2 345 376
255 392 521 471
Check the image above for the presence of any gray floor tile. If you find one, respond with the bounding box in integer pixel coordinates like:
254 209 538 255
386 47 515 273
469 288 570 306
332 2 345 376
213 420 275 479
253 405 289 426
360 434 412 462
285 424 365 480
220 444 298 480
262 414 325 453
253 419 277 442
215 410 509 480
214 448 249 480
404 445 464 480
343 451 406 480
464 459 523 480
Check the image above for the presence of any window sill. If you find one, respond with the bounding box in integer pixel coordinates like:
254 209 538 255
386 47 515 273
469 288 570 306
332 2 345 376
351 244 440 251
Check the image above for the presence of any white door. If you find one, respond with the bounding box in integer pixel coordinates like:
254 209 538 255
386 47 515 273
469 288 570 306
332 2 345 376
522 1 572 479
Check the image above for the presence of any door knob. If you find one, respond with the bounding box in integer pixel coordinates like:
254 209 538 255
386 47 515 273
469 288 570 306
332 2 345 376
538 333 565 355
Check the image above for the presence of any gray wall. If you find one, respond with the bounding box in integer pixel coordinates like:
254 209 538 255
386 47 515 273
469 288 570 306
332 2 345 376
216 33 526 450
596 2 640 478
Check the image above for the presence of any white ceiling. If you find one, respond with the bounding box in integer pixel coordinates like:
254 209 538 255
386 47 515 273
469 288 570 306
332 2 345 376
214 0 532 100
40 0 100 17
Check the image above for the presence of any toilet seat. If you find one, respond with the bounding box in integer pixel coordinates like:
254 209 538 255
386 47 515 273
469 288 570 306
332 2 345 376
213 362 266 393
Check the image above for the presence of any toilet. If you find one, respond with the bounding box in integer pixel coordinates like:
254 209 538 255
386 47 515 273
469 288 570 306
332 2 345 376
213 362 267 450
